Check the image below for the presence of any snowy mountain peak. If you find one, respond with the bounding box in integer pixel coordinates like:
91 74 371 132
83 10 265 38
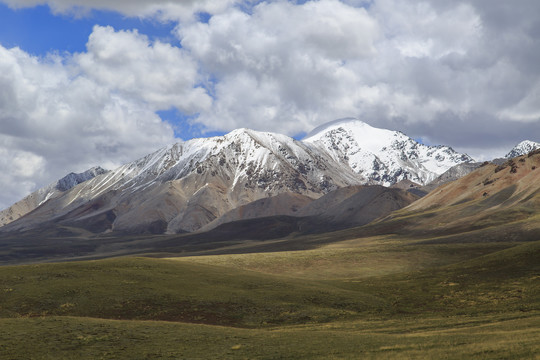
505 140 540 159
304 117 365 138
304 119 473 186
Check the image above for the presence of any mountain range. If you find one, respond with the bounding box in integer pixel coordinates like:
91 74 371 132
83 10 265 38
0 119 538 245
0 119 473 234
0 167 108 228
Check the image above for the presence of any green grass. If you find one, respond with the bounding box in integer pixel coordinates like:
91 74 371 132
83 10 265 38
0 257 388 327
338 240 540 317
1 313 539 359
0 239 539 358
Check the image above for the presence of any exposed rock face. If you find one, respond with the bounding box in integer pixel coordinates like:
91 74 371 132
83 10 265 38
56 167 109 192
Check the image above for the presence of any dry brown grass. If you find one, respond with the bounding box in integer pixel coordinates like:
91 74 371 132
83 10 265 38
167 235 513 280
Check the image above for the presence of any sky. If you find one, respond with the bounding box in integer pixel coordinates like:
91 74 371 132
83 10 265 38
1 0 540 210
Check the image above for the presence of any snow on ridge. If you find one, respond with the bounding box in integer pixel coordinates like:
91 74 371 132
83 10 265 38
303 117 361 139
2 119 481 232
84 121 473 192
505 140 540 159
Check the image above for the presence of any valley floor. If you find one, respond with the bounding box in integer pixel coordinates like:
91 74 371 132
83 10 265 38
0 235 538 359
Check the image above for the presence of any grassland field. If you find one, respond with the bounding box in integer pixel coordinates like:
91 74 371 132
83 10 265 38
0 231 539 359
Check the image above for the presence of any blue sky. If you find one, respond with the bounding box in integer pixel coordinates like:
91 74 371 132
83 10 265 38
0 0 539 209
0 3 226 139
0 3 178 54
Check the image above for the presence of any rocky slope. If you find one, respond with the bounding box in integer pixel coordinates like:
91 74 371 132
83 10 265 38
1 129 362 234
298 185 420 233
199 184 419 237
199 192 314 232
419 162 484 194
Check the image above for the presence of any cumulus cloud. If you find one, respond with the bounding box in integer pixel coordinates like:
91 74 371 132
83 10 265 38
0 145 46 209
179 0 380 134
77 25 211 112
363 0 540 152
0 25 210 209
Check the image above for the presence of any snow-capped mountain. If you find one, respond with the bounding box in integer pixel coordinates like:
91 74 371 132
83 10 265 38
1 128 363 233
0 119 473 234
0 166 108 227
505 140 540 159
304 118 473 186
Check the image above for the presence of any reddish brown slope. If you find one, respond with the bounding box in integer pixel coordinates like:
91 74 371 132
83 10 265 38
372 151 540 240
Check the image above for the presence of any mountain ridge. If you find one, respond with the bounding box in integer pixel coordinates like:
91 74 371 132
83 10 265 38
0 166 108 227
369 150 540 242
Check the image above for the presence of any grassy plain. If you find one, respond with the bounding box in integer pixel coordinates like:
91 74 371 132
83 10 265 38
1 313 539 359
170 235 514 280
0 234 538 359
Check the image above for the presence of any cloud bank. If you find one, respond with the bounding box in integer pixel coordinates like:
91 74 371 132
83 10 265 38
1 0 540 209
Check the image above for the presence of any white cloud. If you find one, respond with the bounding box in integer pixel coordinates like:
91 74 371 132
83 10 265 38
179 0 380 135
0 25 212 209
177 0 540 156
498 82 540 122
362 0 540 151
77 25 211 113
177 0 485 136
0 146 46 208
1 146 45 178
